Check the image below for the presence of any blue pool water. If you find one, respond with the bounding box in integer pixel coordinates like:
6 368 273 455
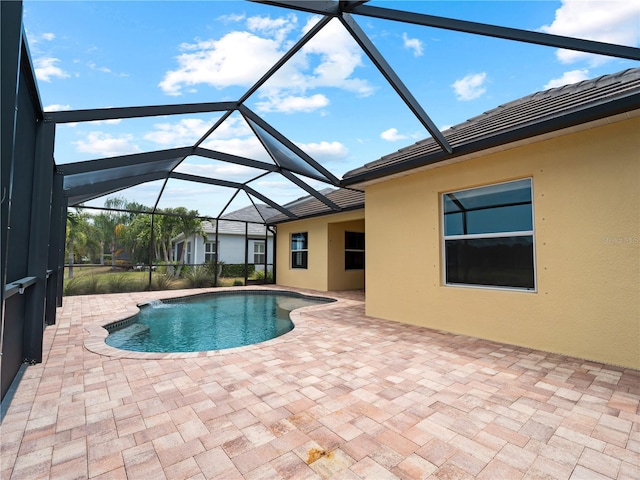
105 291 332 353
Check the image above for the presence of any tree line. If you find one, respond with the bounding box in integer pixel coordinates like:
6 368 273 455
66 196 205 278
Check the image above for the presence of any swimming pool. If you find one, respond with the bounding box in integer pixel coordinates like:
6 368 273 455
104 291 333 353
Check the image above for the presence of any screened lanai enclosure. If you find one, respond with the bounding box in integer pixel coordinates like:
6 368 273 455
2 0 639 401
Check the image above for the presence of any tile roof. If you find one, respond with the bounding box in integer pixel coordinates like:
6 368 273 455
201 219 272 237
343 67 640 184
220 204 279 223
266 188 364 224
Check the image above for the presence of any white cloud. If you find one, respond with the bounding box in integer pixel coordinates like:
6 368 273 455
540 0 640 66
159 31 283 95
544 69 591 89
402 33 424 57
34 57 70 82
247 13 297 43
144 116 254 148
28 32 56 44
217 13 246 23
74 132 141 156
380 128 407 142
255 93 329 113
159 14 373 107
451 72 487 101
174 162 258 179
144 118 212 146
295 140 348 163
44 104 71 111
89 119 122 126
88 62 112 73
200 137 272 162
297 17 374 96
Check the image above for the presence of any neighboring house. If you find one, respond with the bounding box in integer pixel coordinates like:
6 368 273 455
173 204 276 270
269 68 640 370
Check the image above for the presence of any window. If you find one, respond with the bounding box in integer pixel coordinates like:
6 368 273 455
204 242 217 263
443 178 535 290
186 241 192 264
345 231 365 270
291 232 308 269
254 242 265 264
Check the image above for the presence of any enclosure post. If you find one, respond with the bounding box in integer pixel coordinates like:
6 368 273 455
270 226 277 284
46 172 64 324
148 213 155 290
244 222 249 286
24 121 55 362
214 220 219 287
56 199 69 307
263 224 268 283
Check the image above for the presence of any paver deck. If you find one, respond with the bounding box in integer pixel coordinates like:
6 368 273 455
1 286 638 479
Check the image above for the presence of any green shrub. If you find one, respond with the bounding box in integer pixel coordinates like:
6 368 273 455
184 267 213 288
221 263 255 278
107 274 131 293
233 279 244 286
84 275 101 294
251 270 273 282
204 260 222 276
151 274 174 291
63 277 82 296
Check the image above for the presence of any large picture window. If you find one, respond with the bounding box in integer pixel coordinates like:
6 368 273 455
291 232 308 269
345 231 365 270
443 179 535 290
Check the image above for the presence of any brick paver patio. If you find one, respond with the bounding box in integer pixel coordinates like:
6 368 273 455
1 286 638 479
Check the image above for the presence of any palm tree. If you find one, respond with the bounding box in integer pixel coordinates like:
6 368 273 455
65 210 87 279
174 207 206 277
93 196 128 269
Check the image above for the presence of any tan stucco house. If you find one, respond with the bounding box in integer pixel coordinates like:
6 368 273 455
268 68 640 370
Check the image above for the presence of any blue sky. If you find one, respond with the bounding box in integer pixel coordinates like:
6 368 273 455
23 0 640 216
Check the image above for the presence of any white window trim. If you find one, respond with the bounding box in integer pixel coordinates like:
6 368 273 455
441 178 537 292
254 241 266 264
204 241 217 263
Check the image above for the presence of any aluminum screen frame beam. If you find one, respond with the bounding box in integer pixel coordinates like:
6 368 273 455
170 172 297 219
238 14 333 106
340 13 452 154
241 106 342 185
351 4 640 62
57 147 192 176
64 171 168 204
249 0 340 16
193 147 280 173
45 101 239 124
281 170 341 211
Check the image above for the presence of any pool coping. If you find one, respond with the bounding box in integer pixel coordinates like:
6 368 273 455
83 286 352 360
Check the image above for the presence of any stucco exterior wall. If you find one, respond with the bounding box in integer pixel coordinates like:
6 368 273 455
328 219 365 291
365 116 640 369
275 210 365 291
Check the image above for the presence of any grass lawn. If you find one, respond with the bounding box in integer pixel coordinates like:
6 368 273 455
63 265 248 296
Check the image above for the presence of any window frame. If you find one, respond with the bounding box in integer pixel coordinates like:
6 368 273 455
291 232 308 269
441 178 537 292
253 241 266 265
344 231 365 271
204 241 217 263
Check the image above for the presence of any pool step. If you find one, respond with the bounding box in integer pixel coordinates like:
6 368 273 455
121 323 150 339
